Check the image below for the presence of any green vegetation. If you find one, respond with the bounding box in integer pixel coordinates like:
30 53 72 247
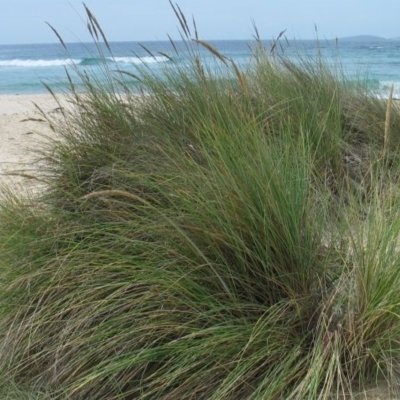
2 5 400 399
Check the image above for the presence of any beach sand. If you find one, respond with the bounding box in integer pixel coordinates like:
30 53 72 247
0 94 63 190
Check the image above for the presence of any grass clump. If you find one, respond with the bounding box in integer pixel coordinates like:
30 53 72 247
1 4 400 399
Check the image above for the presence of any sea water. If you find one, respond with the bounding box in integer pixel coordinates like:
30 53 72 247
0 39 399 97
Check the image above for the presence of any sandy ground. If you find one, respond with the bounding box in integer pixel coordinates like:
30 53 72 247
0 94 399 399
0 93 64 191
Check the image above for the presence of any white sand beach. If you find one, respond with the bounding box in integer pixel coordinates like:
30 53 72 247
0 94 63 189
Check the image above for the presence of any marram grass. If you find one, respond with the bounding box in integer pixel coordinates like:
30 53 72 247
1 4 400 399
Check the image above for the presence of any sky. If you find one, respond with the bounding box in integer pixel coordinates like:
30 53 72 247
1 0 400 45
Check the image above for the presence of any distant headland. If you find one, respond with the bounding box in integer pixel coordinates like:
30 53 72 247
337 35 400 41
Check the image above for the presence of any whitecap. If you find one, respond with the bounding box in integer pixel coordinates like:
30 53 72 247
0 58 80 67
109 56 169 64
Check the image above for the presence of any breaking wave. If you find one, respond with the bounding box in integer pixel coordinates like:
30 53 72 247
0 55 170 68
0 59 79 67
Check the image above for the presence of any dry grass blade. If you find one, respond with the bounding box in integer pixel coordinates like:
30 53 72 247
193 39 228 65
251 19 261 42
169 0 190 38
270 29 287 54
84 6 99 41
138 43 156 59
176 3 190 36
192 15 199 41
62 68 79 104
20 118 46 123
167 34 180 56
37 81 56 104
83 2 111 51
117 70 142 81
45 22 66 50
384 84 394 156
158 51 173 61
64 68 75 92
81 190 148 203
194 56 205 79
86 21 95 39
3 172 47 183
231 60 249 96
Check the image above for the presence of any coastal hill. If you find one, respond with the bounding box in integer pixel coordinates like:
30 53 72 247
338 35 386 41
336 35 400 41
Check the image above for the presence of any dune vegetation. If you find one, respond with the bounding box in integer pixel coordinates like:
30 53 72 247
2 4 400 399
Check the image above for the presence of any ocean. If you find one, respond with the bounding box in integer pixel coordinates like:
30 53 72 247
1 39 400 97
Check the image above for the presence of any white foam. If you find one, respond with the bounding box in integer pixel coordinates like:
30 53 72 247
110 56 169 64
380 81 400 98
372 81 400 99
0 55 170 68
0 59 79 67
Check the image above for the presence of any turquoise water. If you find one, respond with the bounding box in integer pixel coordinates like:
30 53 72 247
1 39 400 97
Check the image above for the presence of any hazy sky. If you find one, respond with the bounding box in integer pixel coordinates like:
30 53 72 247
1 0 399 45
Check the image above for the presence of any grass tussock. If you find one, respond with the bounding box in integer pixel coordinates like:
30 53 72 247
2 4 400 399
